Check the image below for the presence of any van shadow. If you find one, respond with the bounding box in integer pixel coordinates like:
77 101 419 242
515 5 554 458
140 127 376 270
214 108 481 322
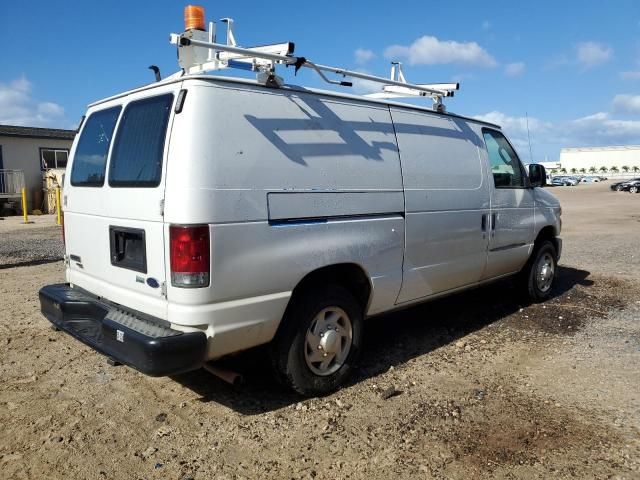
171 266 592 415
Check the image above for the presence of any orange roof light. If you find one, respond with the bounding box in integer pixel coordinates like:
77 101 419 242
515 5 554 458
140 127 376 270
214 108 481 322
184 5 205 31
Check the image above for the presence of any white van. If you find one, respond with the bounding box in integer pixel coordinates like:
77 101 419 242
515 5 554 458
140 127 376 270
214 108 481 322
40 14 561 395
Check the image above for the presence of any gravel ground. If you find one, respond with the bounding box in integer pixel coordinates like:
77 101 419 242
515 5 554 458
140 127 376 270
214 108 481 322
0 216 64 269
0 182 639 479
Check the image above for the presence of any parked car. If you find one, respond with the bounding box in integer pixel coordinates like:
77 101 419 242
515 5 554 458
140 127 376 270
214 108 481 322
611 178 640 191
580 176 600 183
38 11 563 396
552 176 579 186
622 180 640 193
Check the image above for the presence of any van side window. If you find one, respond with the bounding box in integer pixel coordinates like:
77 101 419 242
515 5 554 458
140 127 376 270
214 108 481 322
482 129 525 188
70 107 121 187
108 94 173 188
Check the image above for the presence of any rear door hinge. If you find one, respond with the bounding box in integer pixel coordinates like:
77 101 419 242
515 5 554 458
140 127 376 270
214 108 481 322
159 199 165 216
161 281 167 297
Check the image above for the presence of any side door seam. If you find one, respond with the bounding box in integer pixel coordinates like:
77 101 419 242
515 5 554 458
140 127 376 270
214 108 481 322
388 106 408 306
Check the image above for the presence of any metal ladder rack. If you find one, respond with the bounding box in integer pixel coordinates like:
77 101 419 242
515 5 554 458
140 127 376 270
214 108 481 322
168 11 460 112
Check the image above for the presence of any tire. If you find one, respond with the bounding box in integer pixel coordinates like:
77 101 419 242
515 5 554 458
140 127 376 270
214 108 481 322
270 284 364 396
616 185 624 191
520 240 558 303
630 186 638 194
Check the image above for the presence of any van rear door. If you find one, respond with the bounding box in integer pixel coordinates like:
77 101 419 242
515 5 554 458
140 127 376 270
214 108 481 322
64 84 180 320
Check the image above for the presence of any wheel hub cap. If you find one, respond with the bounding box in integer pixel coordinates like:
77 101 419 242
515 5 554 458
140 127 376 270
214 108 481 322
319 329 340 353
304 307 353 376
536 252 555 292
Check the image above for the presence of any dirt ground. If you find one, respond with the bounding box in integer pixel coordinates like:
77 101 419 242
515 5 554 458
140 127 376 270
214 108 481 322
1 182 639 480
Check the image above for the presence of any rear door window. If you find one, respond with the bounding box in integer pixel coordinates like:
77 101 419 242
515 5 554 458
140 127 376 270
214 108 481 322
108 94 173 187
70 106 121 186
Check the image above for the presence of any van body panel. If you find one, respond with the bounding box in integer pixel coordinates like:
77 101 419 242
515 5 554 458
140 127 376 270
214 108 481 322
163 81 405 328
390 108 491 303
164 216 404 314
534 188 562 236
484 189 536 278
164 81 403 225
168 290 291 359
266 191 404 221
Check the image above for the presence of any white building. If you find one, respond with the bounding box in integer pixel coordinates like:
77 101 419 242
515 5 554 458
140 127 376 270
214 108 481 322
559 145 640 177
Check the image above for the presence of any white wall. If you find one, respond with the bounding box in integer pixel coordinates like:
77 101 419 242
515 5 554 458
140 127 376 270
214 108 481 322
0 136 73 211
559 146 640 177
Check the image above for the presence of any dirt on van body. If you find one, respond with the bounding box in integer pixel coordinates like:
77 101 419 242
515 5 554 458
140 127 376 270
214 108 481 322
1 182 639 480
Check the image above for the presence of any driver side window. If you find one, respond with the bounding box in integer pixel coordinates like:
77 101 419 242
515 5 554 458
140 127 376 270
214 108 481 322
483 129 525 188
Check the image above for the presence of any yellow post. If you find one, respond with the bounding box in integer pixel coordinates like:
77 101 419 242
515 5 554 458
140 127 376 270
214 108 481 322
55 187 62 225
21 187 29 224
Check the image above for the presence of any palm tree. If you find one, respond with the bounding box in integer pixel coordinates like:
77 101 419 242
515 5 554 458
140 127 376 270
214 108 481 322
550 169 558 175
599 166 608 173
610 166 619 174
633 166 640 174
588 166 597 173
579 168 586 174
622 165 630 173
560 168 567 174
570 168 578 174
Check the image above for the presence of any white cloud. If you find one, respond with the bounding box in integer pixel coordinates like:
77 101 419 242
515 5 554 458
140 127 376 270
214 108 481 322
0 77 67 127
567 112 640 143
348 70 383 95
384 36 497 67
474 108 640 155
354 48 375 65
620 71 640 80
576 42 613 68
473 111 551 136
612 94 640 114
504 62 525 77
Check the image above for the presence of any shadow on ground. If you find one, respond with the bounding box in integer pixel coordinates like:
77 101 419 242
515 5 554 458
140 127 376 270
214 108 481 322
0 258 62 270
172 266 593 415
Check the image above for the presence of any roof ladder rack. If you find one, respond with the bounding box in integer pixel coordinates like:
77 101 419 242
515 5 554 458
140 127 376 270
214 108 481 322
168 9 460 112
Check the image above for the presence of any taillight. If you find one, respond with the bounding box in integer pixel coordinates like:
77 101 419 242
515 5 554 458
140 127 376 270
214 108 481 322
170 225 210 288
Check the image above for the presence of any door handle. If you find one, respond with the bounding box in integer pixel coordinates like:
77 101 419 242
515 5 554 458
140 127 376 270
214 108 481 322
481 214 487 232
491 213 497 231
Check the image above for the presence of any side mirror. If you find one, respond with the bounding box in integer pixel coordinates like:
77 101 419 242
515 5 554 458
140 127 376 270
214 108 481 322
528 164 547 187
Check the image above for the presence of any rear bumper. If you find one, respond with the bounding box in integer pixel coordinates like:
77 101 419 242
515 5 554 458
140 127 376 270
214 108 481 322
39 284 207 376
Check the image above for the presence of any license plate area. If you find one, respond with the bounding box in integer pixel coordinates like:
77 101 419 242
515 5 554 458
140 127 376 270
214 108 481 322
109 226 147 273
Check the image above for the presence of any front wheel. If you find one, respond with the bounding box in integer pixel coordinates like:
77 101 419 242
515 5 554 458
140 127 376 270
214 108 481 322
520 240 558 302
630 186 638 194
616 185 624 191
270 285 364 396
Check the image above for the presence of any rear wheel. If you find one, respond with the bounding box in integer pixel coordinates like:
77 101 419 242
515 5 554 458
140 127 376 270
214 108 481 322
520 240 558 302
270 284 363 396
630 186 638 194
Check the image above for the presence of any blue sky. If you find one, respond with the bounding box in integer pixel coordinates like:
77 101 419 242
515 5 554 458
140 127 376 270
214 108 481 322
1 0 639 161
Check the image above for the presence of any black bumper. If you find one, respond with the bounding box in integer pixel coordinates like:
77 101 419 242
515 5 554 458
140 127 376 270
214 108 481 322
39 284 207 376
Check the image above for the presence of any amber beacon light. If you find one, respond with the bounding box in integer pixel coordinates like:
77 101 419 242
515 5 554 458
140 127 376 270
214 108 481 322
184 5 205 31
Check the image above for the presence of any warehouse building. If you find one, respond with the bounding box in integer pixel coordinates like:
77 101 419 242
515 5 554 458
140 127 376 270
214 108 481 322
0 124 75 213
559 145 640 177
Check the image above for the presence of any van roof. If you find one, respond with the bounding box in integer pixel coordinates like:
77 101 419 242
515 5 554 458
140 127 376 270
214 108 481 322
89 73 501 129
